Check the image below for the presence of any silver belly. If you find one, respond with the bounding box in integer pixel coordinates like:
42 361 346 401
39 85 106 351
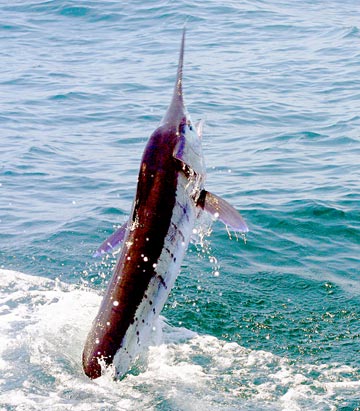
113 172 198 377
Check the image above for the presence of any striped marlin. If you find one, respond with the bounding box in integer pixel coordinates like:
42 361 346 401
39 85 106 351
82 29 248 380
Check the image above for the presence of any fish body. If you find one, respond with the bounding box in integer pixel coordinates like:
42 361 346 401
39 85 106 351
82 30 248 379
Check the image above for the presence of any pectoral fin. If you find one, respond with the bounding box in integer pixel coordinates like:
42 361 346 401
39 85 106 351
197 190 249 233
195 119 205 139
93 221 128 257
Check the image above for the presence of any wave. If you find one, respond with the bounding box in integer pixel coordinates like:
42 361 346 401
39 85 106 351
1 269 359 410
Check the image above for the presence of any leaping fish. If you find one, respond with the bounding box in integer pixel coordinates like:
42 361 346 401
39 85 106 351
82 29 248 380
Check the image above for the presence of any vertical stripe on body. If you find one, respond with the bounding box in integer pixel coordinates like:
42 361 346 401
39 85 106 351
112 172 198 377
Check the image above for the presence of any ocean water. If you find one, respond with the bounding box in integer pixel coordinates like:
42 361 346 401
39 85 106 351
1 1 360 410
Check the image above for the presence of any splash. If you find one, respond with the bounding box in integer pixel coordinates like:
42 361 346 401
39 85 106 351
1 269 359 410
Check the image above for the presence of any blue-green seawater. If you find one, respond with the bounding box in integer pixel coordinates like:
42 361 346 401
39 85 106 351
1 1 360 410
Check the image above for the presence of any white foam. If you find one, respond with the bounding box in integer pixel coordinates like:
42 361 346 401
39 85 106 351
0 269 359 410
